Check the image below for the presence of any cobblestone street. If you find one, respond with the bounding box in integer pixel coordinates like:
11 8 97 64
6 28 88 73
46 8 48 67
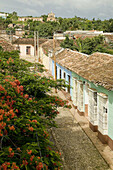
52 106 109 170
22 61 113 170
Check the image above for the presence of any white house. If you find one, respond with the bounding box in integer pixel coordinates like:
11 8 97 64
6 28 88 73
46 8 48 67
40 39 63 71
0 12 8 19
13 38 47 63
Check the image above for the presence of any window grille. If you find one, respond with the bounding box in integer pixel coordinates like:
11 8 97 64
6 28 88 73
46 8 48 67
98 93 108 135
73 78 77 106
88 88 97 125
77 81 83 112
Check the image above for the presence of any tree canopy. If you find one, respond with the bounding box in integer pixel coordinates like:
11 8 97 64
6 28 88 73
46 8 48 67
60 35 113 55
3 14 113 38
0 50 71 169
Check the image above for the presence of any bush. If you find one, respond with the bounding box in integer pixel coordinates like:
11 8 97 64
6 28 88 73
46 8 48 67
0 51 71 169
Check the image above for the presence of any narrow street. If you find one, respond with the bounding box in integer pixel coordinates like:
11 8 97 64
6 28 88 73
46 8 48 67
50 90 110 170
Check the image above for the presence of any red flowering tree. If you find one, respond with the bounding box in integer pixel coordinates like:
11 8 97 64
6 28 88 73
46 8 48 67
0 50 71 169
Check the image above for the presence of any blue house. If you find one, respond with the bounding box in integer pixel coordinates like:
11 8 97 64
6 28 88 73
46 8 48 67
52 59 72 98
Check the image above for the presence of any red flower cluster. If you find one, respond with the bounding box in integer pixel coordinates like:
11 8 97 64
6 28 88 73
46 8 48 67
8 147 14 158
22 160 28 166
6 57 14 65
36 162 43 170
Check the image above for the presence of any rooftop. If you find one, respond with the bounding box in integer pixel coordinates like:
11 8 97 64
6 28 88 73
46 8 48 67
13 38 47 46
54 49 113 90
41 39 63 53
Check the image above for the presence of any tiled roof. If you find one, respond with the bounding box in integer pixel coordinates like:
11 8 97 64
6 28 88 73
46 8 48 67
41 39 63 53
13 38 47 46
104 35 113 42
74 34 98 40
79 53 113 90
54 49 113 90
53 49 88 73
0 37 14 52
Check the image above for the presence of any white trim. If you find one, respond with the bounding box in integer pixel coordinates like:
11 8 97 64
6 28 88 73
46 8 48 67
97 93 108 135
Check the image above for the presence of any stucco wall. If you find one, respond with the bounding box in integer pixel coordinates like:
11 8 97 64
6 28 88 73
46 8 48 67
39 47 51 70
72 71 113 140
108 91 113 140
14 44 34 57
42 54 50 70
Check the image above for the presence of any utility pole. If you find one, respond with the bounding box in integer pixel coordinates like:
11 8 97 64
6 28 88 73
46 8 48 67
53 32 57 93
34 31 36 71
9 30 13 44
37 31 39 62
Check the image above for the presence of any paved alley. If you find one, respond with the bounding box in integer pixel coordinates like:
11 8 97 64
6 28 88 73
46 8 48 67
52 106 109 170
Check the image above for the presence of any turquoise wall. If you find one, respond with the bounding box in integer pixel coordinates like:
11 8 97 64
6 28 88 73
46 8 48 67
108 91 113 140
52 60 113 140
72 71 113 140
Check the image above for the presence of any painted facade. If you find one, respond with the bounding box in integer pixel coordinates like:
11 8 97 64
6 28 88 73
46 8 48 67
18 17 43 22
40 39 113 150
40 39 63 73
13 38 47 63
49 48 113 150
39 46 50 70
52 60 72 98
71 70 113 150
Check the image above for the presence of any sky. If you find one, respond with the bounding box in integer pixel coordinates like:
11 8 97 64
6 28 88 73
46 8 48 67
1 0 113 20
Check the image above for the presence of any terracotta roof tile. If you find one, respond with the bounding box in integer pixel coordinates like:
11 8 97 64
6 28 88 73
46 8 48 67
13 38 47 46
41 39 63 53
54 49 113 90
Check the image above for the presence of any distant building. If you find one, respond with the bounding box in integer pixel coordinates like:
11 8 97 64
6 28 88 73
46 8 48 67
0 12 9 19
15 29 29 38
47 12 56 22
13 38 47 62
64 30 103 39
18 17 43 22
8 24 15 28
54 32 65 40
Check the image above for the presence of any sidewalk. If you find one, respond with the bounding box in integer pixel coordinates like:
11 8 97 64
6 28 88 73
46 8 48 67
43 70 113 170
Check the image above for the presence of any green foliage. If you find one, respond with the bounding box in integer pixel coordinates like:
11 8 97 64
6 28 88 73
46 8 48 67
6 12 18 21
0 46 3 51
0 50 71 169
36 23 53 38
41 15 48 22
75 35 107 54
60 35 76 50
61 35 109 55
3 12 113 38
